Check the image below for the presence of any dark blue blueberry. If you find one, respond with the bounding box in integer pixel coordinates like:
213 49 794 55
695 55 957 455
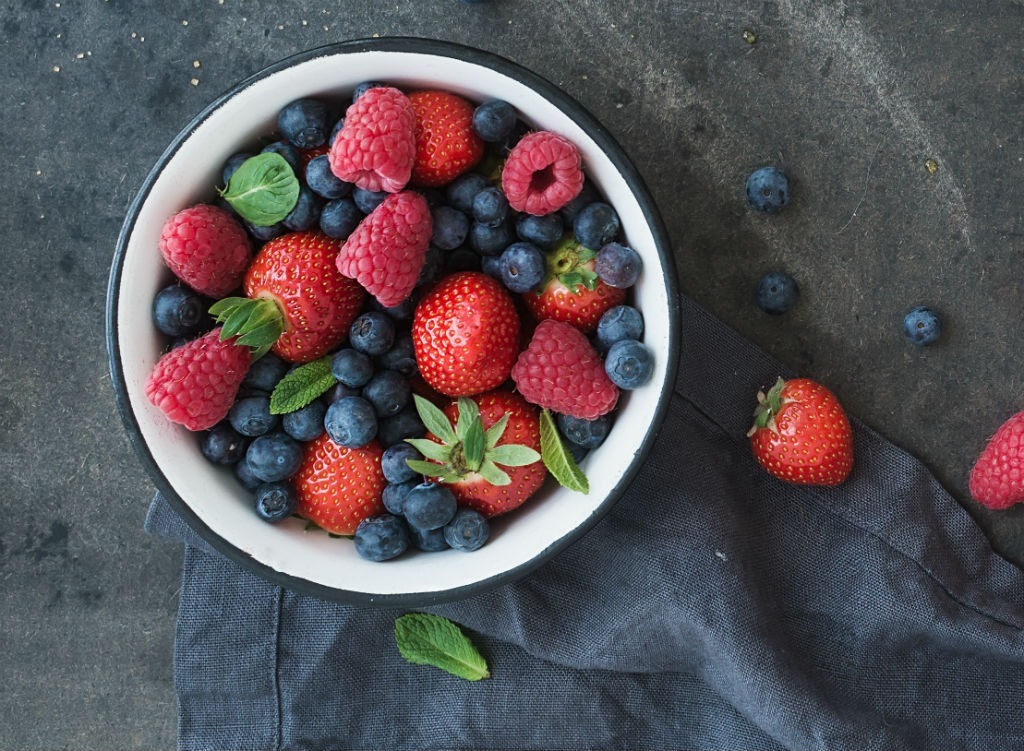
596 305 644 351
353 514 409 562
277 98 331 149
498 241 546 293
324 396 378 448
480 254 503 279
329 117 345 147
260 140 302 174
222 151 254 186
281 399 327 442
431 205 470 250
403 482 458 531
377 405 427 447
371 294 418 323
246 220 286 242
472 186 510 227
243 352 289 393
233 458 263 491
352 81 383 102
201 422 249 465
320 198 363 239
326 382 361 403
470 220 513 256
362 370 411 418
254 481 298 523
410 524 450 553
349 312 395 356
331 348 374 388
283 184 323 232
382 479 418 515
445 246 482 273
443 507 490 552
446 172 490 213
376 335 418 378
574 202 620 250
381 442 422 484
305 154 352 199
472 99 517 142
903 306 941 346
353 187 388 214
246 432 303 482
604 339 655 390
152 284 207 338
566 440 590 465
515 213 564 249
229 395 279 437
745 166 791 214
595 242 642 288
755 271 800 314
556 413 612 449
559 180 600 223
417 245 445 287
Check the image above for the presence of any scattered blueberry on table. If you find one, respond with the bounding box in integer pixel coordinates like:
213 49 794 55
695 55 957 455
745 166 790 214
755 271 800 315
903 306 941 346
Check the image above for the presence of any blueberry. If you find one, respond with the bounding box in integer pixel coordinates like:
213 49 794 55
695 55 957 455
354 514 410 562
560 181 600 223
480 254 503 279
305 154 351 199
331 348 374 388
381 442 422 484
319 198 363 239
376 335 418 378
254 481 298 523
472 186 510 227
229 395 279 437
445 247 482 273
443 507 490 552
152 284 207 338
246 221 286 242
377 405 427 447
283 184 323 232
352 81 382 102
353 187 388 214
277 98 331 149
596 305 644 351
574 202 620 250
246 432 303 482
604 339 655 389
903 306 941 346
498 241 546 293
470 221 513 256
326 382 361 403
403 482 458 531
431 205 470 250
556 413 612 449
371 295 418 323
746 166 791 214
472 99 518 142
201 422 249 465
566 440 590 465
329 117 345 147
515 213 564 249
362 370 411 418
409 524 450 553
243 352 289 393
281 399 327 442
755 271 800 314
382 479 418 515
324 396 378 448
233 458 263 491
260 140 302 174
417 245 445 287
349 312 395 356
222 151 254 186
595 242 642 288
446 173 491 213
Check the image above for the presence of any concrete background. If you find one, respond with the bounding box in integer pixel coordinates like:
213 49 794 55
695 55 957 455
3 0 1023 747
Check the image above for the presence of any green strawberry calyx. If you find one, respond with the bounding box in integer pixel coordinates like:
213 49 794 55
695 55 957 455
404 394 541 486
747 376 787 437
541 236 599 294
208 295 284 359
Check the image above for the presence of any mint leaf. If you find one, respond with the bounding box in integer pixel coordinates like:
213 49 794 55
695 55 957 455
488 443 541 467
394 613 490 681
269 356 336 414
539 409 589 494
219 152 299 226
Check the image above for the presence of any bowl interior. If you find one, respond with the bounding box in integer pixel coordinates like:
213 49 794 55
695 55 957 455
112 41 677 604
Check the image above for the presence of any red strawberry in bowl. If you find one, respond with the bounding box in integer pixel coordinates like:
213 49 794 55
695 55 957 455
294 434 387 535
408 90 484 187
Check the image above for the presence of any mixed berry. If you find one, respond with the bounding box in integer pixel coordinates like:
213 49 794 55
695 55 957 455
145 83 655 561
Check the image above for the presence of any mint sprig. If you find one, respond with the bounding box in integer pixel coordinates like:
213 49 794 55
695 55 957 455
394 613 490 681
219 152 299 226
539 409 589 494
269 356 336 414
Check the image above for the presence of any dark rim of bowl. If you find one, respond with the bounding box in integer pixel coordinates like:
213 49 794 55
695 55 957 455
106 36 681 606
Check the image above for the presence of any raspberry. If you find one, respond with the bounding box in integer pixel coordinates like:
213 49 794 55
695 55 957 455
510 319 619 419
159 204 251 297
336 191 432 308
501 131 585 216
144 328 252 431
328 86 416 193
969 411 1024 509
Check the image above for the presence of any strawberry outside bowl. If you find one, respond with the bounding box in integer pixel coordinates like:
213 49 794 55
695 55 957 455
106 37 681 605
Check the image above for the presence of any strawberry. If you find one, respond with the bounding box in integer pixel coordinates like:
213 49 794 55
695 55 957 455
293 434 387 535
406 390 546 517
328 86 417 193
411 271 520 397
209 231 365 363
969 411 1024 509
747 377 854 487
145 328 251 431
522 236 627 333
408 90 485 187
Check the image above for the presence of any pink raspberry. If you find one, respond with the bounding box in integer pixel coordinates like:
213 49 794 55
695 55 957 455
969 411 1024 509
501 131 585 216
145 328 251 431
511 319 619 419
159 204 252 297
328 86 417 193
336 191 432 308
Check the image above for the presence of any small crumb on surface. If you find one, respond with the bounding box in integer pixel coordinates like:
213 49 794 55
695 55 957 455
190 78 199 86
193 59 201 68
925 158 939 174
742 29 757 44
52 65 60 72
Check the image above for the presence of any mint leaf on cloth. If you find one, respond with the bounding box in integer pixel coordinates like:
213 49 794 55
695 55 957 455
219 152 299 226
539 409 589 494
394 613 490 681
269 356 336 414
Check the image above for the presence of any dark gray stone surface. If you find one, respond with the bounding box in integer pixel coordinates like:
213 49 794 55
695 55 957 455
3 0 1022 747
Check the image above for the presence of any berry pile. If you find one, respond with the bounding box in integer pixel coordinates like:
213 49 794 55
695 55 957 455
145 84 655 561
